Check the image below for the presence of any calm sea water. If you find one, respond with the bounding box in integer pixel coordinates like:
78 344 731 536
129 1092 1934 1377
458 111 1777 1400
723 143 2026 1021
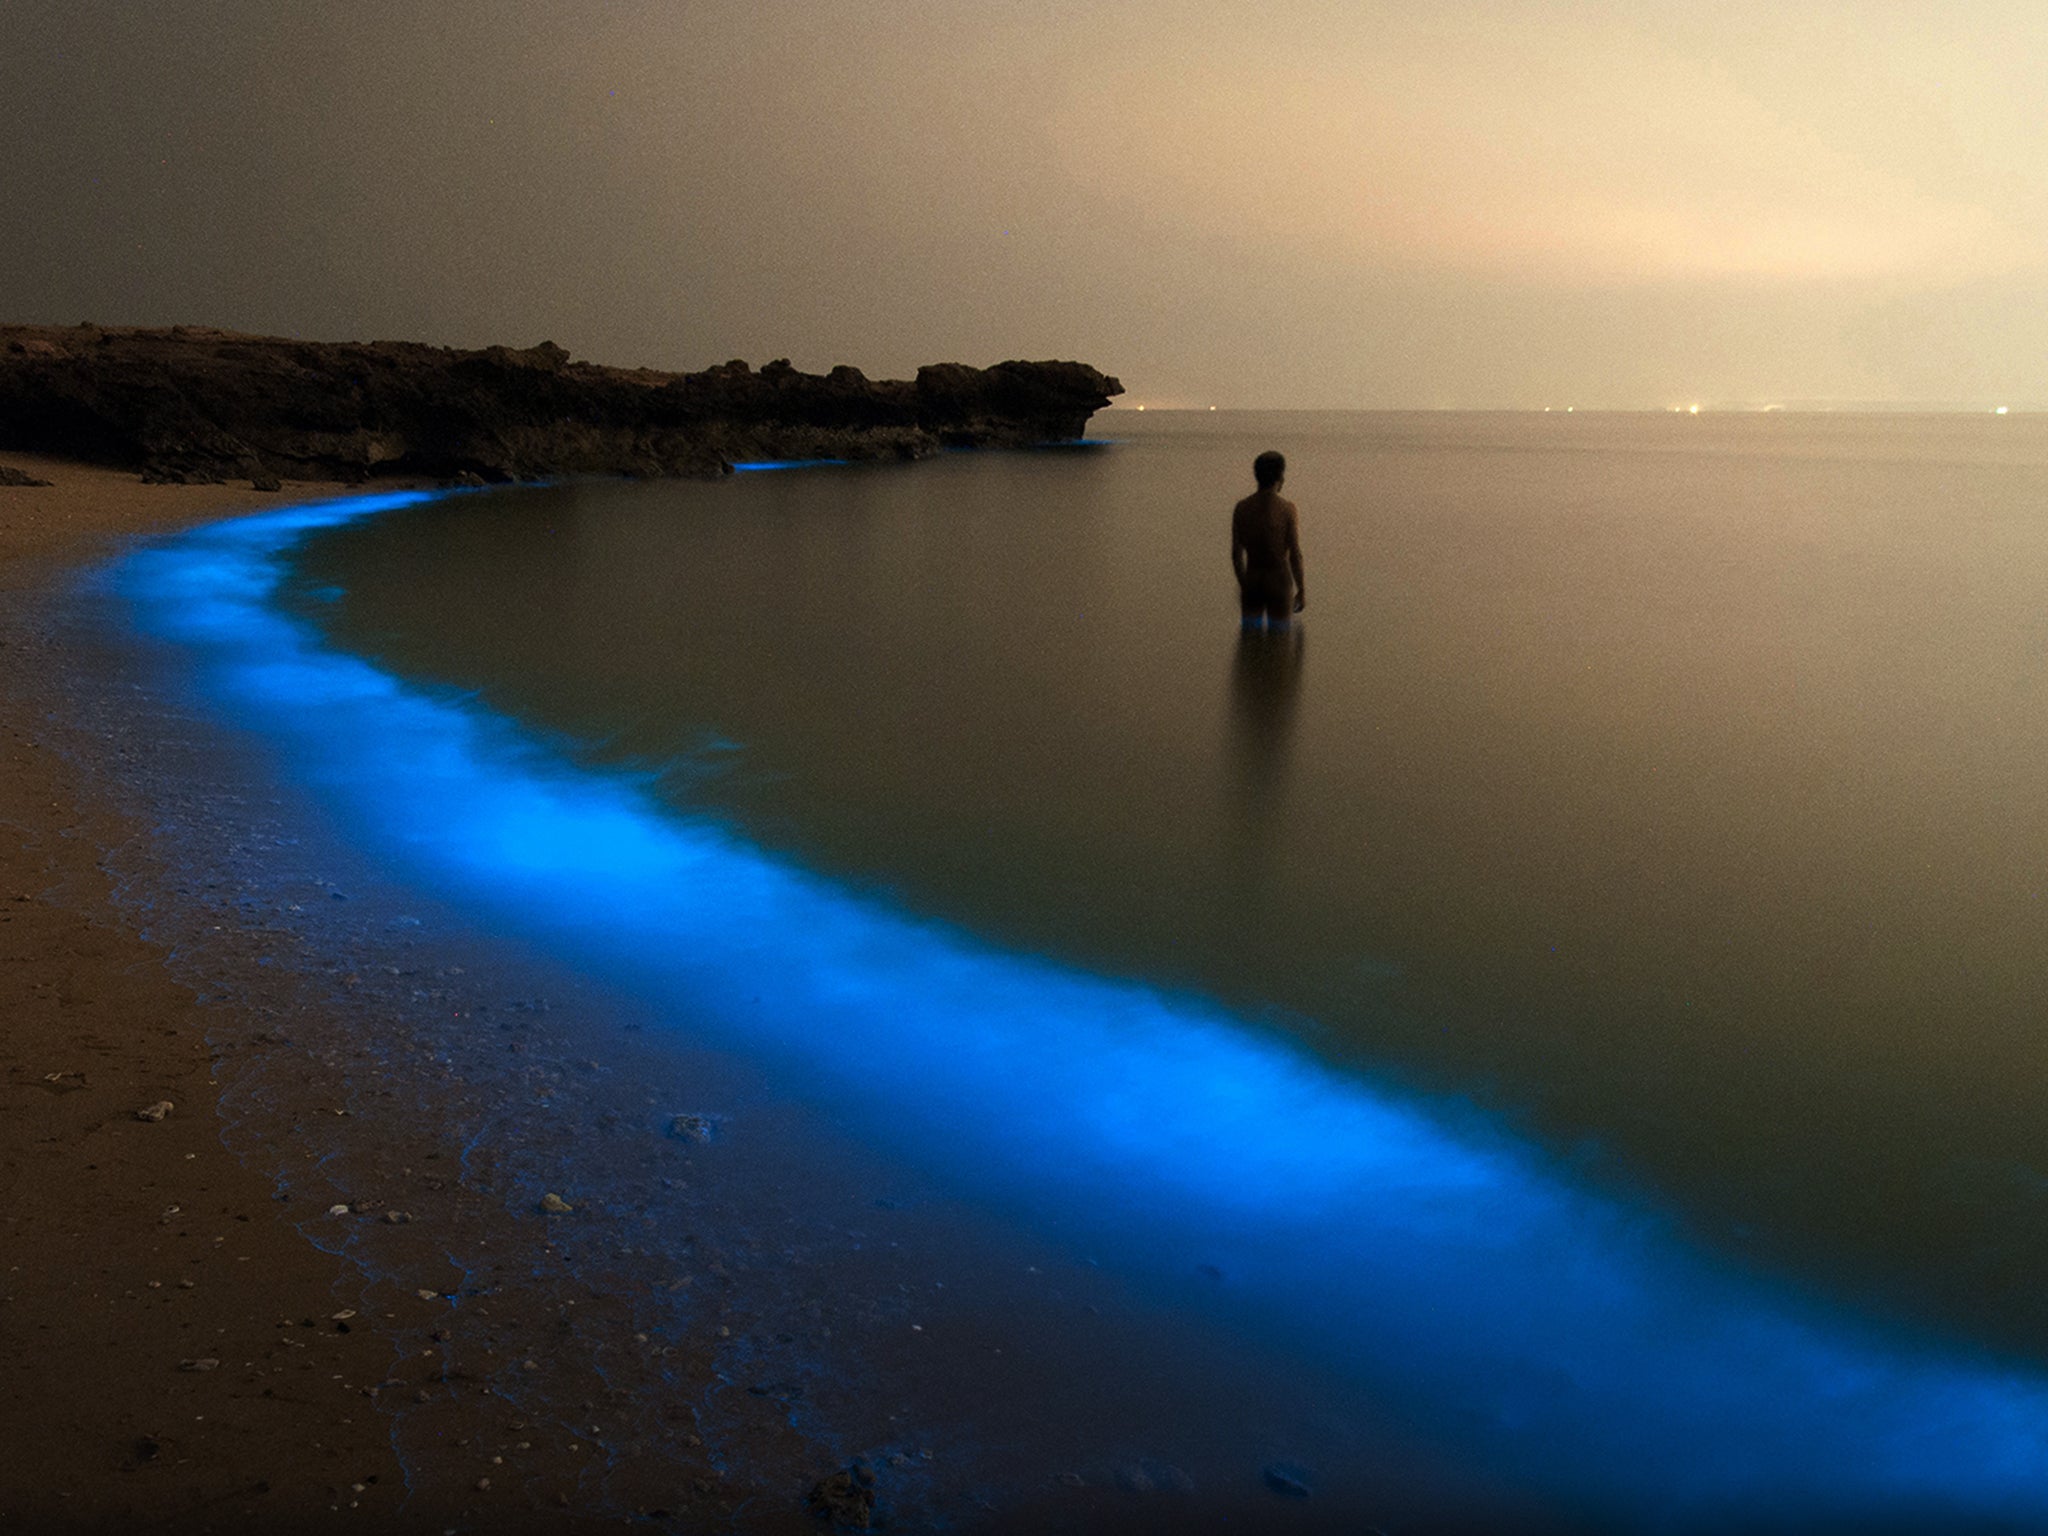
171 408 2048 1524
283 410 2048 1354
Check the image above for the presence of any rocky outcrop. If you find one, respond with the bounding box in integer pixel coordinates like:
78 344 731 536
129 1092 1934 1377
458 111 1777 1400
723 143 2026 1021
0 325 1122 487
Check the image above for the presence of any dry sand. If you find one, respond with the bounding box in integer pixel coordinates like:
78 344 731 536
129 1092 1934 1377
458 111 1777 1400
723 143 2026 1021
0 457 766 1533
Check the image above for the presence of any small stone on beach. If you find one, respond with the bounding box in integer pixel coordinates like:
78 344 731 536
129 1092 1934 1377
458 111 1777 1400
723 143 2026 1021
177 1358 221 1372
133 1101 174 1122
667 1113 715 1143
539 1192 574 1214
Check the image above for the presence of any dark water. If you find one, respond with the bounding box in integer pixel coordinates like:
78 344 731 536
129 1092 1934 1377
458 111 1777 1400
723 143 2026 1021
282 410 2048 1361
89 409 2045 1528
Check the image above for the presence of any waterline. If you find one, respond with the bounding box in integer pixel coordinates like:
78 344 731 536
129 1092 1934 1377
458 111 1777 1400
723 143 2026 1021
113 486 2048 1529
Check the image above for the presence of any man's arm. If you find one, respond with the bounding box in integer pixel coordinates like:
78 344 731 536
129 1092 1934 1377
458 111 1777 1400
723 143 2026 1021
1286 504 1306 611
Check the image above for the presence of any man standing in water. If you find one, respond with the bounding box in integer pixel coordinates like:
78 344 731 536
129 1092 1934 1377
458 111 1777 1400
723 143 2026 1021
1232 450 1306 628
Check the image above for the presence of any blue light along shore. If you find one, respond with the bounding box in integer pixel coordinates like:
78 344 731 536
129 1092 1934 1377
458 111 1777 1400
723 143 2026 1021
106 465 2048 1532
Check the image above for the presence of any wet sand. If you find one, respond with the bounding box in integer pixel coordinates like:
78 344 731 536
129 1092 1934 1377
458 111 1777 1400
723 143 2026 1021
0 458 764 1532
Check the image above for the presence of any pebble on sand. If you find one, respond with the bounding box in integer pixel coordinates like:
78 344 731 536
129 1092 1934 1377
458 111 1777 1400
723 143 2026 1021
133 1100 175 1122
539 1192 574 1214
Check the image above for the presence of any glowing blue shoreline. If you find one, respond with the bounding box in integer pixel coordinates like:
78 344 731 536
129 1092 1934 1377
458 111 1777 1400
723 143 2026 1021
113 487 2048 1528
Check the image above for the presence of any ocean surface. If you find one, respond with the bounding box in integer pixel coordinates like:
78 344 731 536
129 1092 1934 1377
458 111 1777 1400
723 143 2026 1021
107 410 2048 1529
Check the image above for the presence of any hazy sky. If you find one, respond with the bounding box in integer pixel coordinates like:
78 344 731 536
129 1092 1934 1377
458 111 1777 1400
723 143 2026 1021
7 1 2048 407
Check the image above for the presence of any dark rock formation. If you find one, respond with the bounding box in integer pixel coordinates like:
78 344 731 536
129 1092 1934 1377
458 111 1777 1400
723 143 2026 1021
0 325 1122 487
0 464 53 487
915 360 1121 445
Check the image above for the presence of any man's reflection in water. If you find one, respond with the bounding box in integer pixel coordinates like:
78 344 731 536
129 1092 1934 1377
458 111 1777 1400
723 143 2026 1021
1226 626 1306 889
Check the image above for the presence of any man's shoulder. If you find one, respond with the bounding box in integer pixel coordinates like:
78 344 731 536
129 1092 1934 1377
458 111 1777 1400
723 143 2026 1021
1234 491 1293 514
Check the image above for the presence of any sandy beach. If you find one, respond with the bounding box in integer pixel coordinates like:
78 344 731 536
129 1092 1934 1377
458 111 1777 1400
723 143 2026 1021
0 458 768 1533
0 458 415 1527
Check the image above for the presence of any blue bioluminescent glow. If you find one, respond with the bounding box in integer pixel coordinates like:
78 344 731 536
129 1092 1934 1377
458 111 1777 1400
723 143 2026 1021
730 458 846 472
113 488 2048 1529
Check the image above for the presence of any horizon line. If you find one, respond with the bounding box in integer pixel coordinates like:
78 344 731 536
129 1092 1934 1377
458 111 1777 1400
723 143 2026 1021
1105 402 2044 416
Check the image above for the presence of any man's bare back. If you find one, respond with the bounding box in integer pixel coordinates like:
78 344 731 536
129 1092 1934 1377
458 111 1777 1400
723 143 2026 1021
1231 451 1305 627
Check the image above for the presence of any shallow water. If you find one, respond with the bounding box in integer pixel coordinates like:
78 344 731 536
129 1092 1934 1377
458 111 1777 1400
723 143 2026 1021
101 411 2048 1528
287 411 2048 1351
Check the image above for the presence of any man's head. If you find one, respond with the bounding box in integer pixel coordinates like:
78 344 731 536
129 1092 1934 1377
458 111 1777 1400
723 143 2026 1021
1253 450 1286 489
